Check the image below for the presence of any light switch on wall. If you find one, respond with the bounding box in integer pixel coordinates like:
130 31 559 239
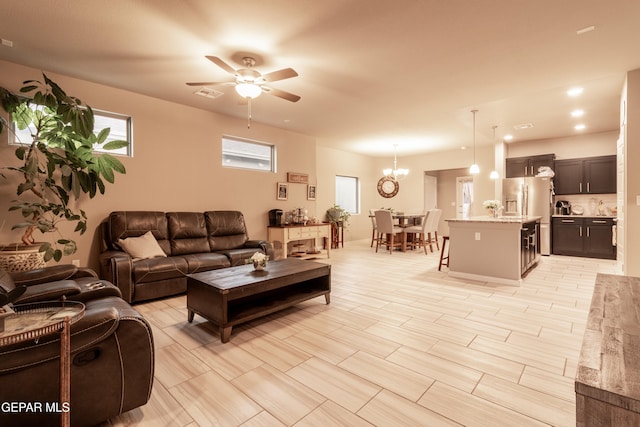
475 232 481 241
637 195 640 206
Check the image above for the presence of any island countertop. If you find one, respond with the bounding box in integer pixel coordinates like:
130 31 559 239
445 216 541 285
446 215 542 224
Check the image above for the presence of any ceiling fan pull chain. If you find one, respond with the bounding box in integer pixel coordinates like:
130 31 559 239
247 97 252 129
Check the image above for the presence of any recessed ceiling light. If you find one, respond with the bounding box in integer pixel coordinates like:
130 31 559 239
576 25 595 35
567 87 584 97
571 109 585 117
461 146 467 150
503 134 514 141
575 124 586 131
513 123 534 130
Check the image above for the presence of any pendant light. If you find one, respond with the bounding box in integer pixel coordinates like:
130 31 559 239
469 109 480 174
489 125 499 179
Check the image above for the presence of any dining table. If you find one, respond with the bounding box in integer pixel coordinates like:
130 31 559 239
370 212 425 251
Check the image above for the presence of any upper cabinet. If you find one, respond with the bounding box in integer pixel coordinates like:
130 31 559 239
505 154 555 178
554 155 617 195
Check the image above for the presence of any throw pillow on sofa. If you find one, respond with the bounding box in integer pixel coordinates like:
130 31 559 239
118 231 167 260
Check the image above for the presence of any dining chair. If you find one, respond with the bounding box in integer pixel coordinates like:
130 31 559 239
369 209 378 247
402 211 430 254
424 208 443 252
374 210 403 254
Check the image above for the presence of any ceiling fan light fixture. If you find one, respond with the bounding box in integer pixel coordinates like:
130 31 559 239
235 83 262 99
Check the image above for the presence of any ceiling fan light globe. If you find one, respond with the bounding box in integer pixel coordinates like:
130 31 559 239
469 164 480 174
383 168 393 176
235 83 262 99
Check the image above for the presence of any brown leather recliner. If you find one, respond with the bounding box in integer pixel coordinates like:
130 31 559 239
0 265 154 427
100 210 274 303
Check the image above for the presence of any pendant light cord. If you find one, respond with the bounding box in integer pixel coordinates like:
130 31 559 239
472 109 477 163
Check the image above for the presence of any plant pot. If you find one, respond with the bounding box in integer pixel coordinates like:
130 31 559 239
0 243 46 272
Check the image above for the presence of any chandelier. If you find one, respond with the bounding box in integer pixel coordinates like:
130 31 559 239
383 144 409 180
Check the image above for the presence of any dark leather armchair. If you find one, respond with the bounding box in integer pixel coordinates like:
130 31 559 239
0 266 154 426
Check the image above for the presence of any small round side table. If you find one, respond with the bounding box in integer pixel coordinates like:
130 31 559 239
0 301 85 427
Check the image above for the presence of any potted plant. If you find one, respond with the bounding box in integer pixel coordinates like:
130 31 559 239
325 204 350 227
0 73 126 265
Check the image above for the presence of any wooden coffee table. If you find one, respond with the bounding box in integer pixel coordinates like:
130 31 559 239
187 258 331 342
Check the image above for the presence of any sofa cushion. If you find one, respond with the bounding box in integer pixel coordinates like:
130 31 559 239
205 211 249 251
108 211 171 255
119 231 167 260
167 212 210 255
181 253 230 273
131 256 189 284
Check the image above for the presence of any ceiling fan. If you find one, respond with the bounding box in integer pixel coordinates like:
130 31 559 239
187 55 300 103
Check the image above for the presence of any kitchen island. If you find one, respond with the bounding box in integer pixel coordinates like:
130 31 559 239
445 216 541 286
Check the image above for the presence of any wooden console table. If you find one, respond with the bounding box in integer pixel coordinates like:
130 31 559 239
576 273 640 426
267 223 331 259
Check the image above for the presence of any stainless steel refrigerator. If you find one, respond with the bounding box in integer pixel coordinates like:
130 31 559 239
502 176 553 255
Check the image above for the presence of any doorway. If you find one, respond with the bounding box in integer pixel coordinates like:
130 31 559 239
456 176 474 218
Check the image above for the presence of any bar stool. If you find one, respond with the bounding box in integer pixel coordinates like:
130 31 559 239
438 236 450 271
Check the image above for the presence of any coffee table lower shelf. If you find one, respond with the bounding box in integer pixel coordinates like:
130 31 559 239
187 260 331 342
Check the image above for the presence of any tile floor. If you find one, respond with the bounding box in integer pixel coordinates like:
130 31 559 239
101 238 620 426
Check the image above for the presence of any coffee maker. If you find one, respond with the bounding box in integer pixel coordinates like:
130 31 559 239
555 200 571 215
268 209 283 226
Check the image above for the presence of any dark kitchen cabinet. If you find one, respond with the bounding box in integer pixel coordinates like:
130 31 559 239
584 218 617 259
505 154 555 178
552 217 616 259
552 217 584 256
554 155 616 195
521 221 540 275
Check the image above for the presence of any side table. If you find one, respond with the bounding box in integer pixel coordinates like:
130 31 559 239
0 301 85 427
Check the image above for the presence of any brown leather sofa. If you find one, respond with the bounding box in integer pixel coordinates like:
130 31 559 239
0 265 154 427
99 210 274 303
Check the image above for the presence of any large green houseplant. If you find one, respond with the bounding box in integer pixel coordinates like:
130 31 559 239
0 73 126 262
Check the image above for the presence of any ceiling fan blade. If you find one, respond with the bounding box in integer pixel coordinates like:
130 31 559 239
260 68 298 83
262 86 301 103
186 81 235 87
206 56 237 76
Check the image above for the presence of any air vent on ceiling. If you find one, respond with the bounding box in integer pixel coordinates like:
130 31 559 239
193 87 224 99
513 123 534 130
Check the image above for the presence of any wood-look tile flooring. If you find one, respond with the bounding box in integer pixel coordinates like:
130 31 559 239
101 239 619 427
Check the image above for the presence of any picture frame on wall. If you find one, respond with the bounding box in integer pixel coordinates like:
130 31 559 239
307 184 317 200
277 182 288 200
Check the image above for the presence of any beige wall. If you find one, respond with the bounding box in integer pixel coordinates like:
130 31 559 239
0 60 318 270
315 145 377 242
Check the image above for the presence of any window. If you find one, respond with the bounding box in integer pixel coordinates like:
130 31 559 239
222 135 275 172
336 175 360 214
11 105 133 156
91 110 133 156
